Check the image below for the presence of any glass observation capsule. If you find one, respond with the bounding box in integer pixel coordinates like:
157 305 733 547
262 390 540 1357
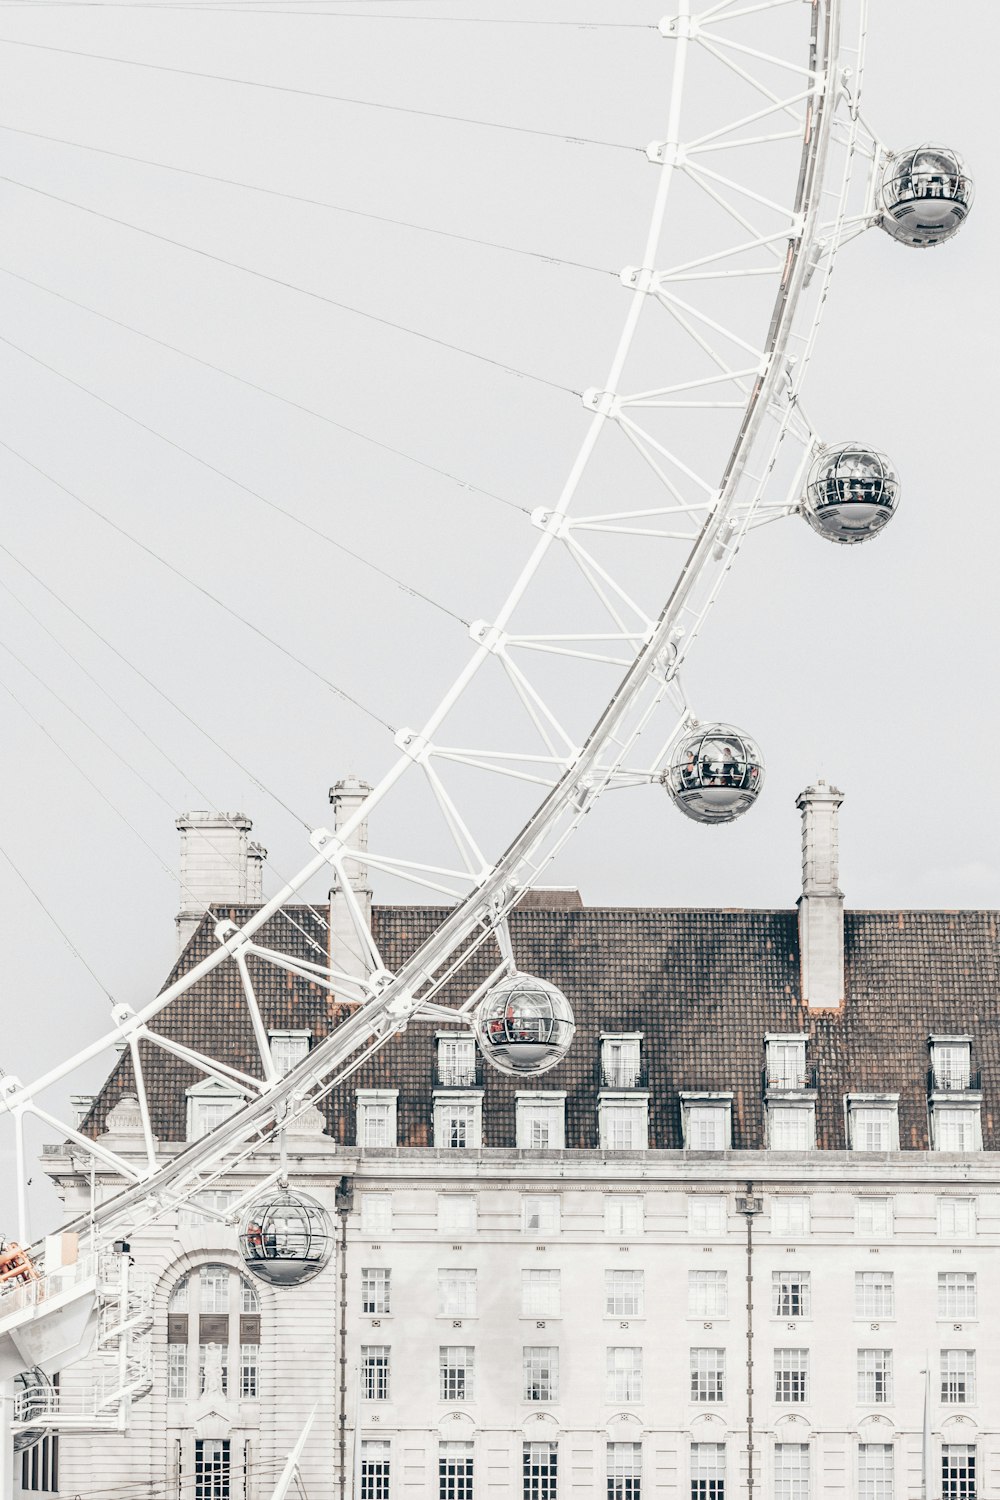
801 444 899 544
237 1187 334 1287
13 1368 52 1452
665 723 764 824
878 145 973 247
474 972 575 1077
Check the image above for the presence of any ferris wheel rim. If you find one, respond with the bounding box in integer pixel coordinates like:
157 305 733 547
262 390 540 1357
4 0 872 1247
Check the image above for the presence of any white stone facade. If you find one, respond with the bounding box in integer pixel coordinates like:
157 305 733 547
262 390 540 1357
36 1144 1000 1500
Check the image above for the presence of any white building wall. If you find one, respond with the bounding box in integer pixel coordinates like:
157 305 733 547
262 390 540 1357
39 1148 1000 1499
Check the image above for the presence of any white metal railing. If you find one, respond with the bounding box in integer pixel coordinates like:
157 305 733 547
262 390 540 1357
0 1252 97 1321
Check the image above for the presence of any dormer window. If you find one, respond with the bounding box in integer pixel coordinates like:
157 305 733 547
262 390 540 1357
436 1034 478 1088
185 1079 244 1142
764 1034 810 1092
268 1031 310 1077
680 1094 732 1151
846 1095 899 1152
929 1036 974 1092
600 1035 643 1089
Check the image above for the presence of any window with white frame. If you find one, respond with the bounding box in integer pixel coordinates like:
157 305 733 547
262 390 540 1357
599 1099 649 1152
855 1272 894 1318
690 1442 725 1499
601 1036 642 1088
268 1030 310 1077
857 1349 892 1404
933 1106 981 1153
523 1441 557 1500
434 1096 482 1150
681 1097 731 1151
438 1195 477 1236
200 1265 229 1313
440 1441 474 1500
523 1346 558 1402
362 1345 390 1401
688 1196 726 1237
166 1263 259 1406
516 1094 566 1151
941 1350 975 1404
772 1270 811 1318
856 1198 892 1239
185 1080 243 1142
942 1444 976 1499
774 1444 809 1500
767 1105 814 1151
607 1441 641 1499
774 1349 808 1403
858 1444 893 1500
606 1346 642 1402
437 1034 477 1087
930 1038 972 1091
180 1189 239 1229
522 1269 560 1319
690 1348 725 1403
605 1269 644 1317
765 1036 808 1089
523 1196 560 1237
239 1341 258 1398
605 1197 643 1237
689 1270 728 1318
438 1269 477 1319
771 1198 810 1237
360 1440 391 1500
360 1193 393 1236
168 1343 188 1399
939 1272 977 1319
362 1268 391 1315
357 1091 398 1148
848 1099 899 1152
439 1346 474 1402
938 1198 976 1238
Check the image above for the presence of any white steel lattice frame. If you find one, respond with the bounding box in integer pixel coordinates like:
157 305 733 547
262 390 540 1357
1 0 892 1249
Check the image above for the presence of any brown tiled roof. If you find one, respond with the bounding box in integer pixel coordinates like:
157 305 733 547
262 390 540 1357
82 903 1000 1152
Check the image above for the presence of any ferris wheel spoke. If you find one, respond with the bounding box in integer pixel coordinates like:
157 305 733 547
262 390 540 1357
654 285 768 360
497 652 581 760
421 757 489 878
241 945 369 1006
697 28 820 79
653 226 797 280
560 535 653 637
696 36 809 120
506 638 635 667
619 364 763 403
695 0 803 20
616 413 721 497
684 159 800 223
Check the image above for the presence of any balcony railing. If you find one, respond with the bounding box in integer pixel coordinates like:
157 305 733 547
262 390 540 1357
928 1068 981 1093
598 1063 649 1090
433 1059 483 1089
761 1066 818 1094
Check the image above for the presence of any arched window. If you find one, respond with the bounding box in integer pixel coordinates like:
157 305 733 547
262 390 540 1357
166 1263 260 1401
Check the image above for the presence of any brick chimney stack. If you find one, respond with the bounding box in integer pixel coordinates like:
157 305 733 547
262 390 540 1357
796 780 845 1009
329 775 374 1000
175 811 265 951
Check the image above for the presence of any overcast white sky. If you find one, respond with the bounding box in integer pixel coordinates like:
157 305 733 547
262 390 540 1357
0 0 996 1229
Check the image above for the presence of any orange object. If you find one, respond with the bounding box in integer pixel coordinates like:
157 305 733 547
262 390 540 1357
0 1242 40 1286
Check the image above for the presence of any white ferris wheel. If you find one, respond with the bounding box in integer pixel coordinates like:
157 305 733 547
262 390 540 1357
0 0 973 1477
